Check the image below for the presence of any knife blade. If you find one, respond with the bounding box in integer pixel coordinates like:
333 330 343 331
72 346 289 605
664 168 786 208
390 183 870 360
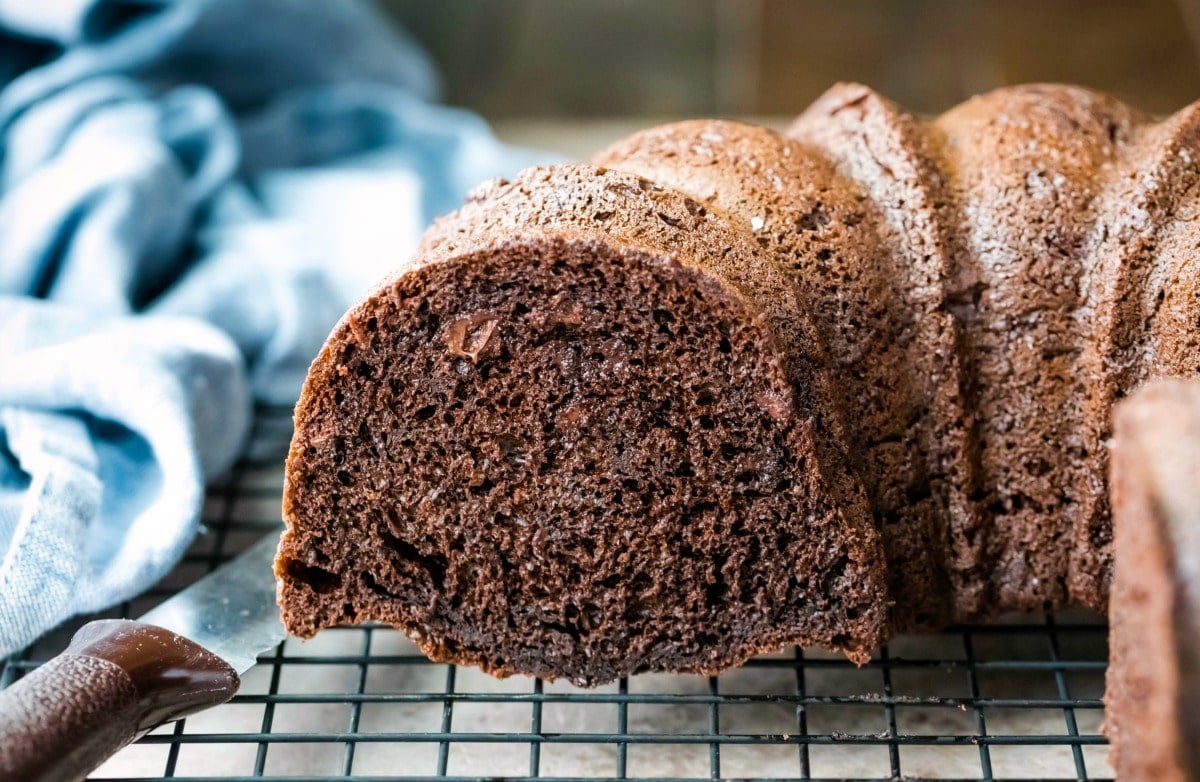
0 534 286 782
138 535 286 676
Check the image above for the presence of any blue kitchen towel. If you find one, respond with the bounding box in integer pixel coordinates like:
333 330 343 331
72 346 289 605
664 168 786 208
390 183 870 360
0 0 546 657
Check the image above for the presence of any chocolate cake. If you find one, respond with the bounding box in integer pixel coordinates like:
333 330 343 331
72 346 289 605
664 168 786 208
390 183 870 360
1105 379 1200 782
277 83 1200 684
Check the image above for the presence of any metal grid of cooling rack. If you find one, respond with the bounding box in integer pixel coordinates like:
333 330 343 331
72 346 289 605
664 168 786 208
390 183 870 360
1 406 1113 781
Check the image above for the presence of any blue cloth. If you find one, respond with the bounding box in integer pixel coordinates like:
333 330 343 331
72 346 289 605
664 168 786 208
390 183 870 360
0 0 544 657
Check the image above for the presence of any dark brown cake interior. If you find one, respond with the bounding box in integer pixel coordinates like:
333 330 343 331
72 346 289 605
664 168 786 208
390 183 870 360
278 233 887 684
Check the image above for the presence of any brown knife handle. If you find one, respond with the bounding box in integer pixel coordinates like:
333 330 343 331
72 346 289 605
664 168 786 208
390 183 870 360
0 619 240 782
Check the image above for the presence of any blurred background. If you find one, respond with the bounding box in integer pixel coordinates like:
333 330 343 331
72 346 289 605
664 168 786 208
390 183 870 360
384 0 1200 154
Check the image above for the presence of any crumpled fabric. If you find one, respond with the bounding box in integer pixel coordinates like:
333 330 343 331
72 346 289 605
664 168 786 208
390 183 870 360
0 0 545 657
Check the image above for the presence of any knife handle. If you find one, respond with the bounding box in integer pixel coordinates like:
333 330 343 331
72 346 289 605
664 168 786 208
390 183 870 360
0 619 240 782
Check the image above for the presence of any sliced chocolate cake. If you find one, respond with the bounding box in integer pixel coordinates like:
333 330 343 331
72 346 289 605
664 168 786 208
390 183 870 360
276 165 890 684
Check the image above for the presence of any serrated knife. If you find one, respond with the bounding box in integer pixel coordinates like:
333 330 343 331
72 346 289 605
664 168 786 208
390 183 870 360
0 535 285 782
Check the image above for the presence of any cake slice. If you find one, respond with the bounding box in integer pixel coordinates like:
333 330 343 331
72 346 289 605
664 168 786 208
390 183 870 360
276 165 889 685
1105 378 1200 781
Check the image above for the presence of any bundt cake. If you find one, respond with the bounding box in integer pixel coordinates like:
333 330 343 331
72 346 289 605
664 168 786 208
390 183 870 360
276 82 1200 684
1105 378 1200 782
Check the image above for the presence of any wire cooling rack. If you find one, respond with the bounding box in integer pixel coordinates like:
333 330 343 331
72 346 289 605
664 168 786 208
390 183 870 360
1 406 1113 781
